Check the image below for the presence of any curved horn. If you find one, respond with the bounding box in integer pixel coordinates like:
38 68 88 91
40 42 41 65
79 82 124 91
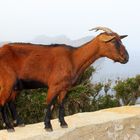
89 26 114 34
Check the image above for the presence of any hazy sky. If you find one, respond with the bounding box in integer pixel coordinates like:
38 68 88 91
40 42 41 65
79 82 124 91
0 0 139 45
0 0 140 81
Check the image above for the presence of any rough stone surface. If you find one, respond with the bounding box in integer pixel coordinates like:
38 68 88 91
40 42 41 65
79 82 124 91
1 106 140 140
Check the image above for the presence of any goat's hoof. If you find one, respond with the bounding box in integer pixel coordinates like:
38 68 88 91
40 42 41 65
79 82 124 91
7 128 15 132
45 127 53 132
4 123 15 132
60 123 68 128
61 124 68 128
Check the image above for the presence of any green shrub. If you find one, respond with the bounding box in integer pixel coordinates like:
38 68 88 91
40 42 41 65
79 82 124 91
114 75 140 105
15 88 47 124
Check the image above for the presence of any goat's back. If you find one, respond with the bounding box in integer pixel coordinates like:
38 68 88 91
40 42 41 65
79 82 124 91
0 43 76 85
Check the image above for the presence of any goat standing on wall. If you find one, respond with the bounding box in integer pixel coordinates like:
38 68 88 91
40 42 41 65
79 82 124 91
0 27 129 132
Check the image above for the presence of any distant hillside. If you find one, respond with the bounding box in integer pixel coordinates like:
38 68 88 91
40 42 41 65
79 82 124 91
31 35 93 47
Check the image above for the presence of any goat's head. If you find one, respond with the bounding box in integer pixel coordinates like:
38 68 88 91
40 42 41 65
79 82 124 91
90 27 129 64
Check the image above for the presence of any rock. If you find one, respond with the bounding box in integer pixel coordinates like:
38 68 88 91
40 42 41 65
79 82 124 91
0 106 140 140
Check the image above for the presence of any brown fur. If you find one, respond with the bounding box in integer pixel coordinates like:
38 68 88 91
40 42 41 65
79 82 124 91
0 32 128 107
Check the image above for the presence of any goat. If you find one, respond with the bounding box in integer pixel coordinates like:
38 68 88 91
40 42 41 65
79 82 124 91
0 27 129 132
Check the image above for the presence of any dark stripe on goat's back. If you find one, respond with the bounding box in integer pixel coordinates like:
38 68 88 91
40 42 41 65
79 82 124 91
8 42 75 49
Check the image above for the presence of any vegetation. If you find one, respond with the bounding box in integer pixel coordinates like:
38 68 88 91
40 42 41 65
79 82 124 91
1 67 140 129
114 75 140 105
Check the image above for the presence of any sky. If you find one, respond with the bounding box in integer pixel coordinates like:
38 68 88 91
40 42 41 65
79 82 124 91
0 0 139 43
0 0 140 81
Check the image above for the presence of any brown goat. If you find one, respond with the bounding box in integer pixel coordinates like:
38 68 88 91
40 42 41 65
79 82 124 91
0 27 129 131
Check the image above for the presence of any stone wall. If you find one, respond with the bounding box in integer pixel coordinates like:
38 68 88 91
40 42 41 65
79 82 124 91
0 106 140 140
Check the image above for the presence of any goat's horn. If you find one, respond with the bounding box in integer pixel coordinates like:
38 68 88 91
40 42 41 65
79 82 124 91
89 26 114 34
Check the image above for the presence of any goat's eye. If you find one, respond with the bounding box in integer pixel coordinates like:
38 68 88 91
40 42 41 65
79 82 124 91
112 40 121 48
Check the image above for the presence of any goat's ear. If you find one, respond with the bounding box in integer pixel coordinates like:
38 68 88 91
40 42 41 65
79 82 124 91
120 35 128 39
99 34 115 42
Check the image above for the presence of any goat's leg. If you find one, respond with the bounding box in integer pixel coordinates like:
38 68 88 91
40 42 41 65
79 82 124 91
44 88 57 132
8 101 25 127
0 72 17 131
1 104 15 132
58 91 68 128
44 103 54 131
8 91 24 127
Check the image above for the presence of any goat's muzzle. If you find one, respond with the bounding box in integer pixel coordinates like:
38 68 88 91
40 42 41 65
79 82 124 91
121 51 129 64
